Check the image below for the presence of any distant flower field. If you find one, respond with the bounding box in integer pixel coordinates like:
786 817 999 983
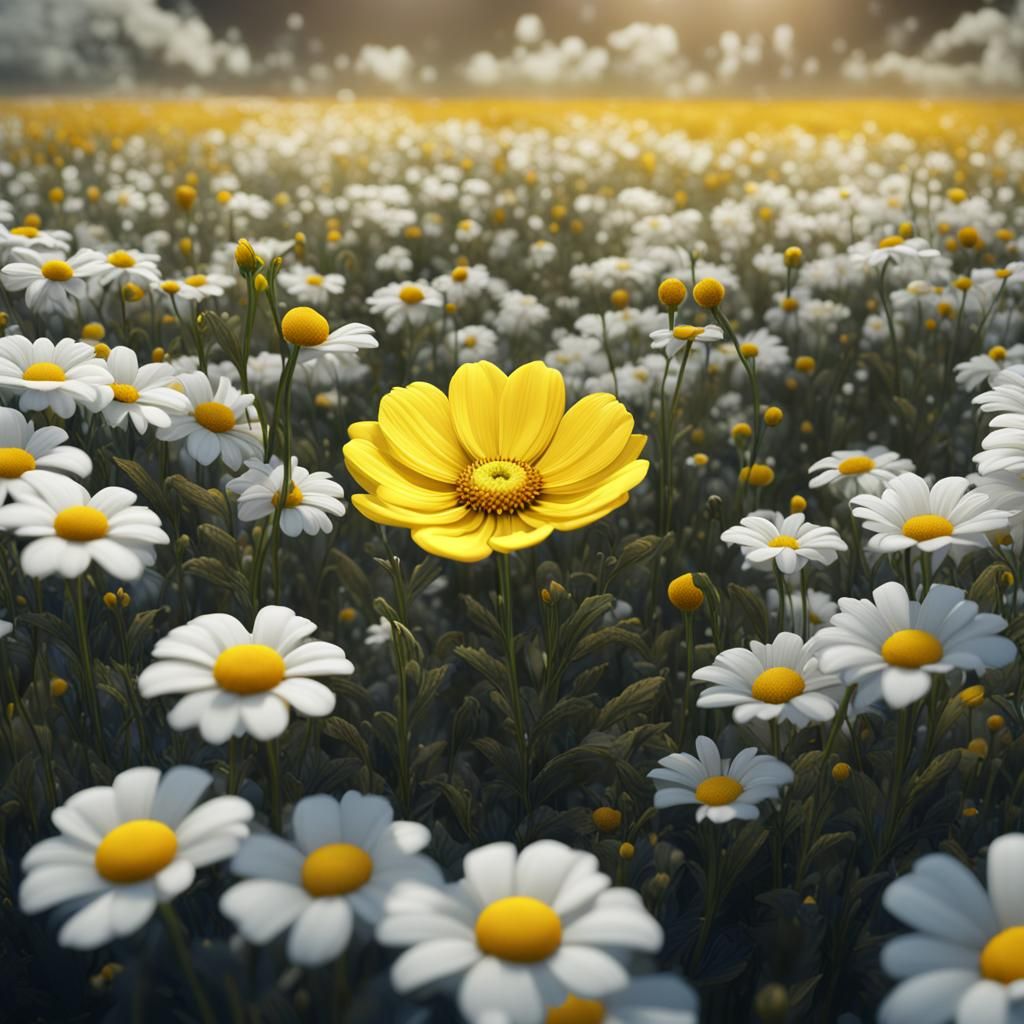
1 97 1024 1024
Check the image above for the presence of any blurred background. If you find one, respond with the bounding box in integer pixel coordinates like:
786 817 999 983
0 0 1020 97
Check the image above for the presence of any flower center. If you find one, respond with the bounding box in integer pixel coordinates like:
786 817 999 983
301 843 374 897
23 361 66 382
108 249 136 268
475 896 562 963
881 629 944 668
546 995 606 1024
41 259 74 281
694 775 744 806
463 335 477 348
111 383 140 403
11 225 38 237
399 284 424 304
902 514 954 542
455 458 543 515
751 667 805 704
879 235 903 248
988 346 1008 361
980 926 1024 984
281 306 330 347
0 447 35 478
213 643 286 694
306 274 324 286
768 535 800 549
673 324 702 340
272 485 304 509
184 274 206 287
54 506 108 541
194 400 236 433
94 819 177 883
837 455 875 475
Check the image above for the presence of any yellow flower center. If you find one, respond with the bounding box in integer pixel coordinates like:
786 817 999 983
301 843 374 897
695 775 744 806
879 235 904 248
988 346 1008 361
184 274 206 287
398 284 424 304
463 335 477 348
751 667 805 704
23 361 66 382
455 458 543 515
902 514 954 542
837 455 875 475
881 629 944 668
452 266 469 282
161 281 181 294
107 249 136 268
281 306 329 347
768 535 800 549
546 995 606 1024
54 506 108 541
94 819 177 883
672 324 701 340
306 274 324 286
213 643 286 694
475 896 562 962
272 485 304 508
194 400 236 433
111 383 140 403
0 447 35 478
11 225 38 237
40 259 74 281
980 926 1024 984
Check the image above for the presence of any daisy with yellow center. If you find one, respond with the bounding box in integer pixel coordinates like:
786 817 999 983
343 360 649 562
0 335 114 418
649 736 794 824
18 765 252 950
366 279 443 332
720 511 847 577
809 447 915 496
1 247 107 316
545 975 698 1024
379 839 664 1023
220 791 439 968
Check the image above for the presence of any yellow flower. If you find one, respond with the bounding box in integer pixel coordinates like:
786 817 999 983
343 361 648 562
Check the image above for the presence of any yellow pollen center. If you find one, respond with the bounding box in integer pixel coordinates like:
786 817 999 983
768 535 800 549
838 455 876 475
751 666 806 704
213 643 286 694
980 927 1024 984
463 335 477 348
902 514 954 542
881 629 944 668
475 896 562 962
399 284 424 304
546 995 606 1024
0 447 35 478
673 324 701 340
53 505 108 541
94 819 177 883
23 361 66 382
301 843 374 897
281 306 330 347
989 346 1008 361
107 249 136 268
11 226 38 237
111 383 140 403
306 274 324 286
184 274 206 287
452 266 469 281
194 401 236 433
272 485 304 508
455 458 543 515
41 259 73 281
695 775 744 806
879 235 903 248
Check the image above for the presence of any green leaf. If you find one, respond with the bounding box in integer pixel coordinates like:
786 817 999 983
113 457 172 520
596 676 665 730
167 475 228 521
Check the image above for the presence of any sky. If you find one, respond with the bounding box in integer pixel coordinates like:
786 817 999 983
0 0 1021 96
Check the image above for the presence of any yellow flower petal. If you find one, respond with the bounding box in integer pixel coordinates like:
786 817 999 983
546 433 648 497
352 493 467 528
343 438 453 496
347 421 380 442
448 361 506 460
489 514 553 553
497 361 564 463
412 511 496 562
531 460 650 521
378 382 468 482
536 393 634 490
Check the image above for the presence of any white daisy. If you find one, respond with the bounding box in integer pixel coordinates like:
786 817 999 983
648 323 724 359
0 471 169 580
648 736 794 823
544 974 699 1024
974 367 1024 476
955 345 1024 392
808 446 916 497
1 247 107 317
0 335 113 418
366 280 443 333
219 791 441 968
0 406 91 502
879 833 1024 1024
377 839 664 1024
156 370 263 470
0 223 72 257
812 582 1017 711
137 605 353 743
851 236 941 269
720 511 848 576
694 632 845 727
91 248 162 290
19 765 252 950
226 456 345 536
850 474 1010 566
278 264 347 305
100 347 189 434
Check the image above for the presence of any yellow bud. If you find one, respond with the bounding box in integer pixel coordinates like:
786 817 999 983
48 186 65 204
832 762 851 782
619 842 635 860
732 422 753 441
254 273 269 293
610 288 629 310
50 677 69 698
795 355 815 373
739 463 775 487
740 342 760 358
960 684 986 707
667 572 704 613
122 282 144 303
102 592 118 609
175 184 197 211
790 495 807 513
693 277 725 308
592 807 622 833
957 226 979 249
987 715 1005 733
764 406 783 427
783 246 802 268
657 277 687 307
338 606 357 624
967 738 988 757
234 238 259 273
81 322 105 341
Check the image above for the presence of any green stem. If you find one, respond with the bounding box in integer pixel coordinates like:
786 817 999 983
496 553 530 811
159 904 216 1024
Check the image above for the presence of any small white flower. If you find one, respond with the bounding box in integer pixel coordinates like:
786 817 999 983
227 456 345 536
100 347 189 433
91 247 162 290
1 247 107 317
367 280 443 332
0 335 113 418
0 406 91 502
808 446 916 497
955 345 1024 392
278 264 346 305
648 323 724 359
544 974 699 1024
720 511 848 576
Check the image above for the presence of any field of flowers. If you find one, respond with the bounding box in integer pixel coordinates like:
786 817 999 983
1 97 1024 1024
